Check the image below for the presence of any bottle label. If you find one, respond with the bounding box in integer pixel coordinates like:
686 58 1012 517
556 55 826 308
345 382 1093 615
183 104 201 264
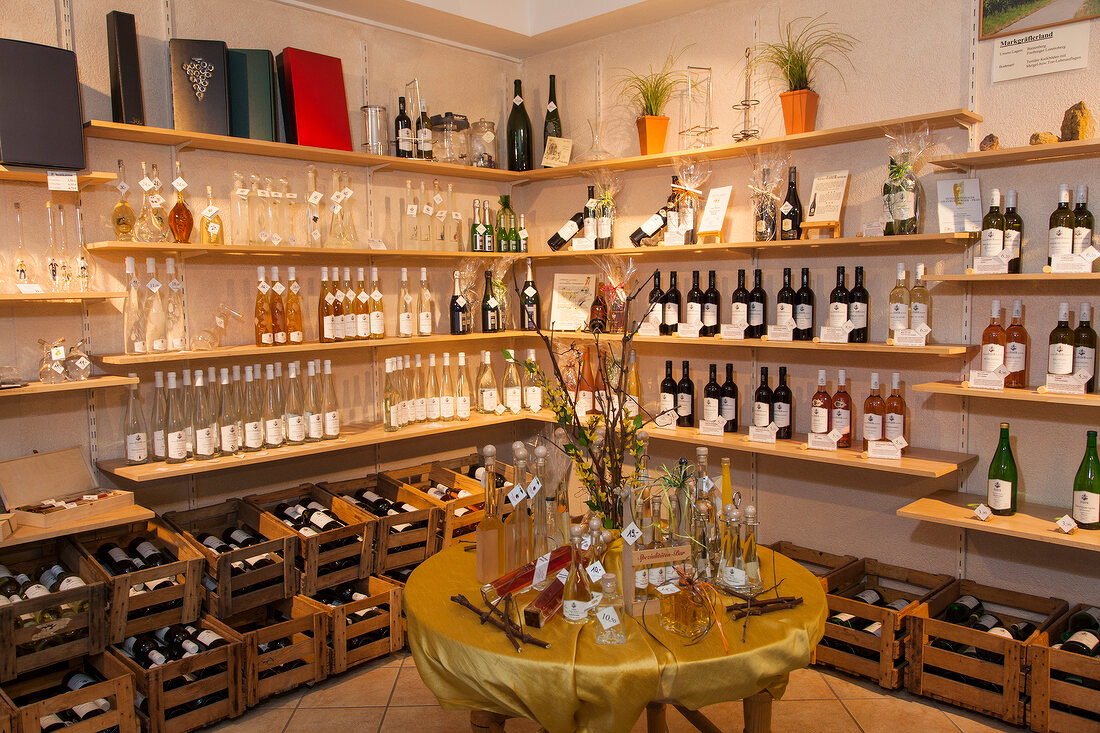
810 406 829 434
504 387 522 413
635 569 648 590
748 302 764 326
1005 341 1026 372
753 401 770 427
1074 345 1095 378
457 395 471 418
773 402 790 428
1073 489 1099 523
648 565 666 585
524 386 542 412
910 302 929 329
1049 343 1074 375
245 421 263 448
889 302 908 331
310 513 337 530
58 575 85 591
194 426 215 456
371 311 385 335
722 566 747 587
1004 230 1021 259
624 393 639 418
703 303 718 326
720 396 736 420
981 343 1006 372
988 478 1013 510
287 415 305 442
676 392 692 417
659 392 675 415
441 395 455 418
417 129 433 152
640 213 664 237
355 314 370 338
399 312 413 336
1074 227 1094 253
195 629 223 647
832 408 851 434
563 599 589 622
685 302 702 324
583 216 597 240
220 424 238 453
1049 226 1073 256
556 220 580 241
597 217 612 238
126 433 148 462
307 412 324 439
795 304 813 330
781 218 793 231
885 413 905 440
776 303 793 323
322 315 334 340
703 397 719 421
415 398 428 421
892 190 916 219
576 390 593 415
848 301 867 328
479 388 498 412
863 413 883 441
828 301 847 327
419 312 432 334
265 418 284 445
389 405 400 427
981 227 1005 256
167 430 187 459
274 330 287 344
663 303 679 325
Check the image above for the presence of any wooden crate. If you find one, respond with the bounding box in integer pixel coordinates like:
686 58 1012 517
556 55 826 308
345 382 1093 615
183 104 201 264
244 484 376 597
1028 604 1100 732
163 500 296 618
906 579 1067 725
220 596 328 708
0 654 137 733
313 576 404 675
766 541 859 591
0 540 108 682
815 558 952 689
72 518 204 644
387 464 486 549
318 475 440 572
106 615 244 733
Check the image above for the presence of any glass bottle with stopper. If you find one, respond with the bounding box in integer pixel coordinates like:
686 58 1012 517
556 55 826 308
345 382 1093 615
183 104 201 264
594 573 626 644
562 524 593 625
475 444 506 583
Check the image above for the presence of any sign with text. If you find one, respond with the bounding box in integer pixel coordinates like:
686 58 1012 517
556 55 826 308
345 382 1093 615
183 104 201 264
805 170 849 223
992 21 1089 82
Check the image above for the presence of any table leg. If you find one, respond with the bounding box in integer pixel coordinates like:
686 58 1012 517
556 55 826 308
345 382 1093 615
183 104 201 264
470 710 509 732
646 702 667 732
742 690 773 733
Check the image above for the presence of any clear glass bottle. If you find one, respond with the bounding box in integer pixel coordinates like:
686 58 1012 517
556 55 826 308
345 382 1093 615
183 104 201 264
326 169 350 247
165 372 187 464
354 267 370 339
181 369 195 457
742 505 762 592
341 266 356 340
417 267 433 335
523 348 543 412
398 267 414 337
112 159 137 240
304 360 322 442
232 364 244 451
269 177 286 245
910 262 932 338
242 366 264 452
441 352 456 420
164 258 187 352
263 364 285 448
285 362 306 445
218 368 239 455
124 374 149 465
149 371 167 461
144 257 167 353
133 162 160 242
43 203 64 292
446 183 462 250
412 354 427 423
562 524 592 624
594 573 626 644
248 173 266 245
306 165 323 247
322 359 340 439
10 202 35 287
456 351 472 420
503 353 522 414
476 445 507 582
417 180 431 247
425 353 441 421
254 266 273 347
168 160 193 243
149 163 171 241
404 179 418 249
383 358 400 432
719 505 748 592
477 351 498 413
122 256 146 355
369 266 386 339
193 370 217 460
430 179 446 248
230 171 249 245
888 263 909 339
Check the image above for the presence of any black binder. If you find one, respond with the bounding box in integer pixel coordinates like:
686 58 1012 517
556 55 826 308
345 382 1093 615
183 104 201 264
169 38 229 135
0 38 85 169
107 10 145 125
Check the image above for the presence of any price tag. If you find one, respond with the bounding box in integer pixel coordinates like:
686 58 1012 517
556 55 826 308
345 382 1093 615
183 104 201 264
201 205 219 219
555 568 569 584
168 279 183 292
47 171 78 191
371 289 383 301
494 403 506 415
452 211 463 221
257 189 270 198
50 345 66 361
172 176 187 192
973 503 993 522
677 324 700 339
843 320 856 334
863 220 886 237
767 324 794 341
748 425 777 443
638 322 660 337
968 369 1006 391
272 282 286 295
585 561 606 584
580 535 591 551
867 440 902 460
324 291 335 304
818 326 847 343
720 322 748 340
328 190 344 204
621 522 642 546
1083 246 1100 263
215 315 226 329
487 296 499 309
525 476 542 499
270 233 283 246
596 606 620 630
700 476 714 494
435 209 447 222
547 101 557 112
973 256 1009 275
513 95 523 105
507 485 527 507
284 192 298 200
572 237 595 251
893 328 927 347
699 418 724 436
368 239 387 250
891 436 909 450
16 283 44 294
116 180 129 195
341 186 354 200
533 554 550 585
1046 373 1087 395
807 432 838 451
138 176 154 191
235 187 250 198
421 205 434 217
146 278 162 293
656 583 680 595
356 290 368 303
148 194 164 208
1056 515 1078 534
269 190 283 199
307 191 324 205
1051 253 1092 273
455 296 467 308
330 203 342 215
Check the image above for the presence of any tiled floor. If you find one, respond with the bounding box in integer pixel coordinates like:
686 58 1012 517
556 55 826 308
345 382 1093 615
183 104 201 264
208 652 1025 733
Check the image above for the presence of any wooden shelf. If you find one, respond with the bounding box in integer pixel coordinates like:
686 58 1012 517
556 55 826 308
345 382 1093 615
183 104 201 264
98 412 530 483
897 489 1099 552
95 331 527 366
930 138 1100 171
544 331 973 357
84 120 521 182
914 380 1100 408
84 240 510 261
0 504 154 548
0 291 126 302
0 165 115 188
926 272 1100 282
0 375 138 398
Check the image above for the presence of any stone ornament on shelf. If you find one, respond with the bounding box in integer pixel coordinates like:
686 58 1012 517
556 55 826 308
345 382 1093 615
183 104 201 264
1060 101 1094 141
979 133 999 151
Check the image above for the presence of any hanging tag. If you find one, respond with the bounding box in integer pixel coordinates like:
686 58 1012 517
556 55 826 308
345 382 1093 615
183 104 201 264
433 193 444 206
494 403 506 416
547 101 557 112
525 476 542 499
585 561 607 584
973 503 993 522
422 204 434 216
270 233 283 246
1056 515 1078 534
555 567 569 584
341 186 354 200
452 211 463 221
330 203 342 215
201 205 219 219
284 192 298 201
272 282 286 295
507 485 527 507
596 606 620 630
308 191 324 205
329 190 345 204
435 209 447 222
533 554 550 585
891 436 909 450
235 187 251 198
50 346 66 361
257 189 270 198
513 95 523 105
656 583 680 595
116 180 129 195
146 278 162 293
172 176 187 192
700 476 714 493
621 522 642 546
148 194 164 208
138 176 154 191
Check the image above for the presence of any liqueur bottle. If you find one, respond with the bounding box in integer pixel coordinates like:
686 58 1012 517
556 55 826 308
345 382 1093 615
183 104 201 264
561 525 592 624
168 160 193 243
112 159 136 240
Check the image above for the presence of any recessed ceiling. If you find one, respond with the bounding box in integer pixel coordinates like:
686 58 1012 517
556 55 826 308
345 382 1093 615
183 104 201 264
283 0 728 58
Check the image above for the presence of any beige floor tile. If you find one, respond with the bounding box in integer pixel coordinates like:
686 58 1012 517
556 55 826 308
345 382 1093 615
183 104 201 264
670 700 746 732
819 668 892 699
379 705 470 732
771 699 861 733
844 697 961 733
938 703 1025 732
388 667 444 707
286 706 386 732
782 667 839 701
205 706 294 733
297 665 399 708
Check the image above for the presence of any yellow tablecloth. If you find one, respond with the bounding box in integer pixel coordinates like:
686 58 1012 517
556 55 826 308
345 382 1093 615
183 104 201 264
403 546 826 733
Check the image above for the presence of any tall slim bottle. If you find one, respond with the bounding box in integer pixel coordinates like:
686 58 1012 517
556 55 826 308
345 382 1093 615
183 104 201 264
426 354 441 421
165 372 187 464
1004 190 1023 273
263 364 284 448
779 167 802 239
383 358 399 432
440 353 456 420
1073 430 1100 530
112 160 136 240
863 373 886 449
455 352 472 420
164 258 187 352
981 300 1006 372
193 370 217 461
144 258 167 353
354 267 371 340
1049 302 1075 378
369 267 386 339
168 160 193 243
270 266 287 345
306 165 323 247
1049 184 1074 265
884 372 906 446
475 445 507 582
218 368 239 455
506 80 533 171
341 267 356 340
318 266 334 343
124 375 148 465
520 258 540 330
910 263 932 337
543 74 562 154
888 264 909 340
242 366 263 451
417 267 433 336
322 360 340 439
304 361 322 441
254 266 273 346
848 266 869 343
1005 299 1029 389
988 422 1017 516
1074 302 1096 393
404 179 418 248
285 267 304 344
394 97 413 158
123 256 146 355
832 370 852 448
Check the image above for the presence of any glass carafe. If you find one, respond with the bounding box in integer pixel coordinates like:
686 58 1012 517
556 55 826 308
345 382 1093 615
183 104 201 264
470 119 498 168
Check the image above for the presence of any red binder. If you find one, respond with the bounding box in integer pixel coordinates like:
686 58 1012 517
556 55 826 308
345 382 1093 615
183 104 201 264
276 47 352 151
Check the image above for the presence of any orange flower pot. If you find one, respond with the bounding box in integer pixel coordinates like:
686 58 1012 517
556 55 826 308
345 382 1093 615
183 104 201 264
779 89 819 135
636 115 670 155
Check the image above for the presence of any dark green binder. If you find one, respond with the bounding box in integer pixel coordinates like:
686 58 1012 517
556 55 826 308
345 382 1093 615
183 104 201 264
227 49 277 141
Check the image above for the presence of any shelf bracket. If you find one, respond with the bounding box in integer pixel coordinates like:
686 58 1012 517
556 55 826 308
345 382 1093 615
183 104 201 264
368 163 390 174
173 140 194 155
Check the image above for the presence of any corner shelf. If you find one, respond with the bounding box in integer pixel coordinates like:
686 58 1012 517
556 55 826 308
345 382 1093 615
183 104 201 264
0 375 138 398
925 273 1100 282
0 165 115 188
930 138 1100 171
0 504 155 548
0 291 126 303
914 380 1100 408
897 489 1098 552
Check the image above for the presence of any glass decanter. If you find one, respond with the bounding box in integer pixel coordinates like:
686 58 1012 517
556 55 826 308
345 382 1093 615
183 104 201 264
280 177 301 247
112 159 136 241
150 163 171 241
64 339 91 381
39 338 68 384
44 202 63 291
168 160 193 243
191 304 244 350
134 161 166 242
230 170 249 245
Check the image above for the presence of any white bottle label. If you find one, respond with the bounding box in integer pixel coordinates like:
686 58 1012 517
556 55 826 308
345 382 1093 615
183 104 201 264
640 214 664 237
195 426 216 456
647 302 662 328
220 424 238 452
885 413 904 440
863 413 883 441
910 302 929 329
244 421 263 447
635 569 648 590
988 478 1013 510
457 395 471 418
1049 226 1073 256
776 303 793 323
412 398 426 421
648 565 666 585
371 311 385 335
576 390 593 415
624 393 639 418
889 303 908 331
1004 229 1021 259
686 302 701 323
795 304 813 330
399 312 413 336
981 343 1006 372
418 312 432 334
153 429 165 457
356 314 370 338
828 301 847 327
664 303 679 325
308 413 324 439
703 303 718 326
676 392 691 417
167 430 186 459
1075 345 1095 378
832 408 850 435
748 302 764 326
753 401 770 427
322 315 334 340
720 396 736 420
810 406 829 434
427 396 441 419
773 402 790 428
1049 343 1074 375
722 565 748 587
287 415 305 442
659 392 675 414
848 301 867 328
597 217 612 238
441 395 456 418
126 433 148 462
524 386 542 412
1005 341 1026 372
389 405 400 426
563 599 588 622
1073 490 1099 524
981 227 1004 256
265 418 284 444
1074 227 1094 253
703 397 719 421
504 387 522 413
731 302 748 324
556 220 579 241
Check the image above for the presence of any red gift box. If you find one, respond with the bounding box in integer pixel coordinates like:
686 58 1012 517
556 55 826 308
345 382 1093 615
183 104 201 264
276 47 352 151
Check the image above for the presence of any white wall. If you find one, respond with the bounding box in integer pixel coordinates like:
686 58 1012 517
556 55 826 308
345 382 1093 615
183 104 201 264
0 0 1096 605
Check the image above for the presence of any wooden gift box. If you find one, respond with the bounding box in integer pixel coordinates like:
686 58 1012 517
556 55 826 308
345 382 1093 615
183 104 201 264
0 448 133 529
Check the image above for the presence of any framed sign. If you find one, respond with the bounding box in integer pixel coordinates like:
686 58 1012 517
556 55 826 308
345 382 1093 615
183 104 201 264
549 273 595 331
981 1 1099 40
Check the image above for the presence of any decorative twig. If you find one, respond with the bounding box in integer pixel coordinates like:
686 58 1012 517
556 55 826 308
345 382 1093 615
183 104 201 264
728 597 803 620
451 594 551 650
726 595 800 611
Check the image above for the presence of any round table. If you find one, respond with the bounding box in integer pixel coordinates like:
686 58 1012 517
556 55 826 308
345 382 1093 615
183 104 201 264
403 545 826 733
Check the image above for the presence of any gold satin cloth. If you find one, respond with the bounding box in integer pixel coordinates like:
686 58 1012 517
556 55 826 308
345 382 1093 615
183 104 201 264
403 546 827 733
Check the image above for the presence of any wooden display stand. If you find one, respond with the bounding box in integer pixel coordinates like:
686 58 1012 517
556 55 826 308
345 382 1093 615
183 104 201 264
800 220 841 239
0 655 137 733
1028 604 1100 732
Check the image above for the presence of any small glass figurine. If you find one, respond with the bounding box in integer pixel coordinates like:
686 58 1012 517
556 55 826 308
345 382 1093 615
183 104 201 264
594 573 626 645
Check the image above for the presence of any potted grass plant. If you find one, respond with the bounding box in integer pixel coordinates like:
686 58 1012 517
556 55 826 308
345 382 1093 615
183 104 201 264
615 49 687 155
751 15 857 135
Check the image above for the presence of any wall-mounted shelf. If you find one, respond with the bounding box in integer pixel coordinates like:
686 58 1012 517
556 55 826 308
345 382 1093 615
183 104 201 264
84 241 512 262
95 331 526 366
0 291 126 303
897 489 1097 552
0 375 138 398
0 504 155 549
0 164 115 188
926 273 1100 283
929 138 1100 171
914 380 1100 408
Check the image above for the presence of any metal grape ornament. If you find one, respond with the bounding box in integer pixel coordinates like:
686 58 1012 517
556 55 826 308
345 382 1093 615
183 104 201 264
183 57 214 101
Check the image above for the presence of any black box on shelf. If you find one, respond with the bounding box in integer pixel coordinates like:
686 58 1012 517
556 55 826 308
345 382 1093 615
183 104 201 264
227 49 278 141
169 38 229 135
106 10 145 126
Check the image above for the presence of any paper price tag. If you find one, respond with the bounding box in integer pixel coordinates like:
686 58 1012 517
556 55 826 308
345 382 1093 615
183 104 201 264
513 95 523 105
893 328 927 347
215 316 226 329
818 326 847 343
969 369 1006 391
201 205 219 219
526 476 542 499
585 561 606 584
494 403 506 415
572 237 595 251
422 205 434 216
1083 246 1100 263
621 522 642 546
973 256 1009 275
435 209 447 221
116 180 129 195
638 322 660 337
1056 515 1078 534
1051 253 1092 273
807 432 838 451
533 554 550 584
1046 374 1086 394
148 194 164 208
555 568 569 584
507 485 527 507
748 425 777 443
47 171 78 191
270 233 283 246
843 320 856 333
367 239 387 250
50 346 66 361
138 176 154 191
677 324 700 339
973 503 992 522
452 211 463 221
487 296 499 309
867 440 902 460
329 191 345 204
257 189 270 198
341 186 354 200
699 419 724 436
284 192 298 200
767 324 794 341
547 101 557 112
701 476 714 493
356 291 369 303
146 278 162 293
721 322 748 340
330 203 342 215
891 436 909 450
269 190 283 199
455 296 467 308
324 291 335 304
371 289 383 300
272 282 286 295
656 583 680 595
16 284 44 294
172 176 187 192
580 536 591 551
596 606 620 630
307 191 324 205
235 187 250 198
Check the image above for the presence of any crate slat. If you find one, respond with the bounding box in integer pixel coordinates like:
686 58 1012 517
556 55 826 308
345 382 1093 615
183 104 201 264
1028 603 1100 732
0 654 137 733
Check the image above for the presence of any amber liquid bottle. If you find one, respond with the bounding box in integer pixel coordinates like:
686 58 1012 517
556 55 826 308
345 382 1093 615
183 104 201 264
168 160 193 243
254 266 273 347
318 266 335 343
285 266 304 344
831 369 853 448
981 299 1006 373
862 372 886 451
475 446 506 583
269 265 287 346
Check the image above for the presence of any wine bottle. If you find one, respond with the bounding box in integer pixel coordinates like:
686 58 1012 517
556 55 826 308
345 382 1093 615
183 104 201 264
828 266 849 330
270 266 288 345
910 263 933 339
988 422 1017 516
1074 184 1094 256
862 372 886 450
165 372 187 463
124 375 148 465
999 189 1023 273
848 266 869 343
341 267 356 341
981 188 1005 258
752 367 773 428
884 372 906 445
477 351 498 413
1049 302 1075 377
810 370 831 436
661 271 681 335
543 74 562 156
353 269 372 342
397 267 413 338
779 166 802 240
450 271 470 335
582 185 598 243
520 258 540 330
981 299 1006 372
773 366 792 439
748 269 766 338
481 270 501 333
1049 184 1074 265
1074 302 1096 393
720 364 738 432
1073 430 1100 530
263 364 284 448
888 264 910 340
368 267 385 339
394 96 413 158
831 372 860 448
686 270 704 333
589 282 608 333
218 368 239 455
702 270 721 336
754 167 776 241
317 266 334 343
701 364 721 425
284 266 303 344
1004 299 1028 388
659 360 676 425
506 80 533 171
776 267 795 329
674 360 695 428
415 98 433 160
629 202 669 246
455 352 471 420
547 210 584 251
731 269 749 328
382 358 399 432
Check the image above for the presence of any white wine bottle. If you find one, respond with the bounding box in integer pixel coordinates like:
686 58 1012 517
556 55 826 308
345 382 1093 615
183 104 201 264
398 267 414 337
888 263 909 340
383 358 399 432
426 353 441 421
242 366 263 452
165 372 187 464
477 351 498 413
412 354 427 423
285 361 306 445
456 352 472 420
218 368 239 455
124 374 148 465
440 352 456 420
150 370 167 461
417 267 433 336
503 353 523 414
322 359 340 438
263 364 285 448
193 370 217 461
305 360 323 442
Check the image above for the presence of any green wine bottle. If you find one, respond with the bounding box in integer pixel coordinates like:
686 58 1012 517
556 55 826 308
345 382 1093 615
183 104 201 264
506 79 533 172
543 74 562 158
1073 430 1100 530
987 422 1017 516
